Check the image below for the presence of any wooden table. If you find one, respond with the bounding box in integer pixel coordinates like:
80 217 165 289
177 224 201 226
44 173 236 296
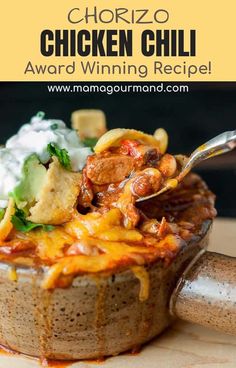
0 218 235 368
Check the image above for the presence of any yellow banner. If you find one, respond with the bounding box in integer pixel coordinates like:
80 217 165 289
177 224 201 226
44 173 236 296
0 0 235 81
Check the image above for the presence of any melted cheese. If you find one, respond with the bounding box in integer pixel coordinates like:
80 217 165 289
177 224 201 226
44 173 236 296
29 228 75 260
8 266 18 282
131 266 150 302
39 210 180 289
5 208 179 290
64 209 143 242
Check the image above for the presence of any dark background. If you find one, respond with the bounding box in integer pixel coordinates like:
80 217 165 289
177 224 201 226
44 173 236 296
0 82 235 217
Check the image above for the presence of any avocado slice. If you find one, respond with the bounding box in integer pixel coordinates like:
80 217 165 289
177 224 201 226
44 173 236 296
12 154 47 213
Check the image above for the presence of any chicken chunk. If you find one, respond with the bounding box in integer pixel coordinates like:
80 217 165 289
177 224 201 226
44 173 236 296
86 154 135 185
28 157 81 225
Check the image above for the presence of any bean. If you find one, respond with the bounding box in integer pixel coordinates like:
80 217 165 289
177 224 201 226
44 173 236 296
132 168 162 197
158 154 177 177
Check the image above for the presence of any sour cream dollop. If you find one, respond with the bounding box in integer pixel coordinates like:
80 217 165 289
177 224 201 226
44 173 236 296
0 113 92 205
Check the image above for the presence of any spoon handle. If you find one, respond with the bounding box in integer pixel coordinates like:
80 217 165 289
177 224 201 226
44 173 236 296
170 250 236 335
137 130 236 202
178 130 236 181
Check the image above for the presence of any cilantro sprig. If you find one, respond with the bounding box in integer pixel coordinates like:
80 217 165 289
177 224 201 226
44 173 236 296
11 208 54 233
82 137 98 150
0 208 5 221
47 143 71 170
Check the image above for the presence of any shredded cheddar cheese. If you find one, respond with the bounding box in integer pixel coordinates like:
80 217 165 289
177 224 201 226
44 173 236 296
0 206 181 290
0 207 181 290
29 228 75 260
38 210 181 289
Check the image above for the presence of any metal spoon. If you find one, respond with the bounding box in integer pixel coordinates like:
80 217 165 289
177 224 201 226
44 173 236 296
137 130 236 202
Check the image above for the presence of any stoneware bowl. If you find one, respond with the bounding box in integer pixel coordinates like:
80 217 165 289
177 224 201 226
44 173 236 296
0 219 235 360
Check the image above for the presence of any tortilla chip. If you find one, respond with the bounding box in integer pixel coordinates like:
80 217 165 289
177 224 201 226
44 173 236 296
28 157 81 225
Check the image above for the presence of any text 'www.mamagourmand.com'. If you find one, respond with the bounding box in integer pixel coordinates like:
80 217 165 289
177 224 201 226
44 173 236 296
47 83 189 95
